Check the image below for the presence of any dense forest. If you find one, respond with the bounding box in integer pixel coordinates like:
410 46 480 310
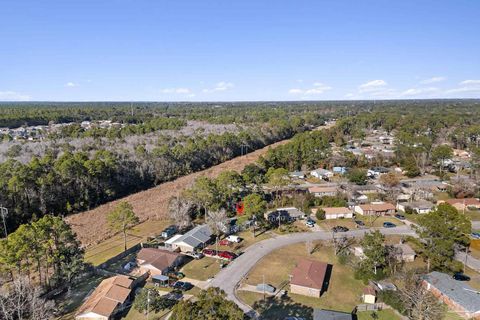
1 99 480 235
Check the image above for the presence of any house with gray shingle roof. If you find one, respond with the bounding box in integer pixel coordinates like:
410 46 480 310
423 271 480 319
170 224 213 253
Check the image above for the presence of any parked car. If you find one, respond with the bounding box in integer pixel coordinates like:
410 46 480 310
395 214 406 220
306 219 315 228
218 251 237 260
354 220 365 228
383 222 396 228
219 239 232 246
332 226 349 233
471 232 480 240
172 281 194 291
186 251 204 259
453 272 471 281
161 225 178 239
202 248 217 256
226 235 242 243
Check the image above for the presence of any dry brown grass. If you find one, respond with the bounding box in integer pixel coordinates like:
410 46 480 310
67 139 291 247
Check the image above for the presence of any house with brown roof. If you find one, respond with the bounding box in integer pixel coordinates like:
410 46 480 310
76 275 133 320
319 207 353 220
290 259 330 298
308 186 338 197
136 248 185 275
354 202 395 216
443 198 480 211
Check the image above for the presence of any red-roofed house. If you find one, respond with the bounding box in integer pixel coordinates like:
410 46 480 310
290 259 329 297
136 248 185 276
443 198 480 211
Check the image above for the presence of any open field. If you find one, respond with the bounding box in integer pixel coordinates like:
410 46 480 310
67 138 294 248
317 216 403 231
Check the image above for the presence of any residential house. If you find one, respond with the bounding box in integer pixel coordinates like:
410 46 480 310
290 259 329 298
397 200 435 214
320 207 353 220
392 243 416 262
136 248 185 275
310 168 334 180
289 171 306 179
76 275 134 320
353 184 380 195
333 166 348 175
354 202 396 216
313 309 354 320
423 271 480 319
367 167 390 178
272 207 307 220
265 209 292 223
443 198 480 211
362 286 376 304
308 185 338 197
168 224 213 253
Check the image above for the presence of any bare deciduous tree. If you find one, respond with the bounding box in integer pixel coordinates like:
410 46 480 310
168 196 193 230
398 271 445 320
0 277 54 320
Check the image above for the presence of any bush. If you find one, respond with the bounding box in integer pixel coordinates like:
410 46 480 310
378 290 406 315
316 209 326 220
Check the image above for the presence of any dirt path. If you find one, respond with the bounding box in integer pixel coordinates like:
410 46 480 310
67 139 290 247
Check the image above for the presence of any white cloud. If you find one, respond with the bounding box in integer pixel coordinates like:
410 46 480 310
65 82 78 87
420 76 446 84
358 80 387 93
459 80 480 86
202 81 234 93
288 82 332 97
401 87 440 96
161 87 192 94
288 89 304 94
0 91 31 101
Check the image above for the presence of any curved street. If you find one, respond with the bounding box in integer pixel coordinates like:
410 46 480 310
207 225 417 315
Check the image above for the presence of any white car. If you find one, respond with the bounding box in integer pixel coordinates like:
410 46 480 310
226 235 242 243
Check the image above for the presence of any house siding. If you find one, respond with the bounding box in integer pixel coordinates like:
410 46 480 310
290 284 321 297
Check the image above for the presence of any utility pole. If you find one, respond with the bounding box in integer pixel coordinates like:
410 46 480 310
0 207 8 238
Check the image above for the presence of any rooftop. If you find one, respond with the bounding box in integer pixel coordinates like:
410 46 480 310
424 271 480 313
290 259 328 290
137 247 182 271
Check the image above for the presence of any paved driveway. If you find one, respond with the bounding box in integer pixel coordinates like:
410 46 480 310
208 226 416 315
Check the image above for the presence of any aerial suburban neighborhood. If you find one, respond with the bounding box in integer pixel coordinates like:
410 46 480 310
1 1 480 320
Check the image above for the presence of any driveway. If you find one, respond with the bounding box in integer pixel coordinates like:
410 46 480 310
207 225 416 315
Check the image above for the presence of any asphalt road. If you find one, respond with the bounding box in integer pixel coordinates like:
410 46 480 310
207 225 417 315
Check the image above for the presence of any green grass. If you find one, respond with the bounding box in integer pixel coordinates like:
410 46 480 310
240 243 365 313
357 309 401 320
84 219 171 266
181 257 222 281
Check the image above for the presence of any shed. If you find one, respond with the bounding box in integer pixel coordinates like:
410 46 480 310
362 286 376 304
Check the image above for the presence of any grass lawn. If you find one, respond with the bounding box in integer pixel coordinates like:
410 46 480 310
181 257 222 281
122 306 171 320
56 274 106 319
466 210 480 221
317 218 357 231
85 219 172 266
240 243 365 313
356 216 404 228
357 309 401 320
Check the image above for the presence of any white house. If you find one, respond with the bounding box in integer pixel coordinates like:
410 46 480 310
397 201 434 214
310 168 334 180
320 207 353 220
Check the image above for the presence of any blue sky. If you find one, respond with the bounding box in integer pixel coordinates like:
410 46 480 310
1 0 479 101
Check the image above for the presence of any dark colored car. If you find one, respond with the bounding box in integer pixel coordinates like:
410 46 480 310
395 214 406 220
354 220 365 228
332 226 349 233
172 281 194 291
218 251 237 260
202 248 217 256
383 222 396 228
453 272 471 281
161 225 178 239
